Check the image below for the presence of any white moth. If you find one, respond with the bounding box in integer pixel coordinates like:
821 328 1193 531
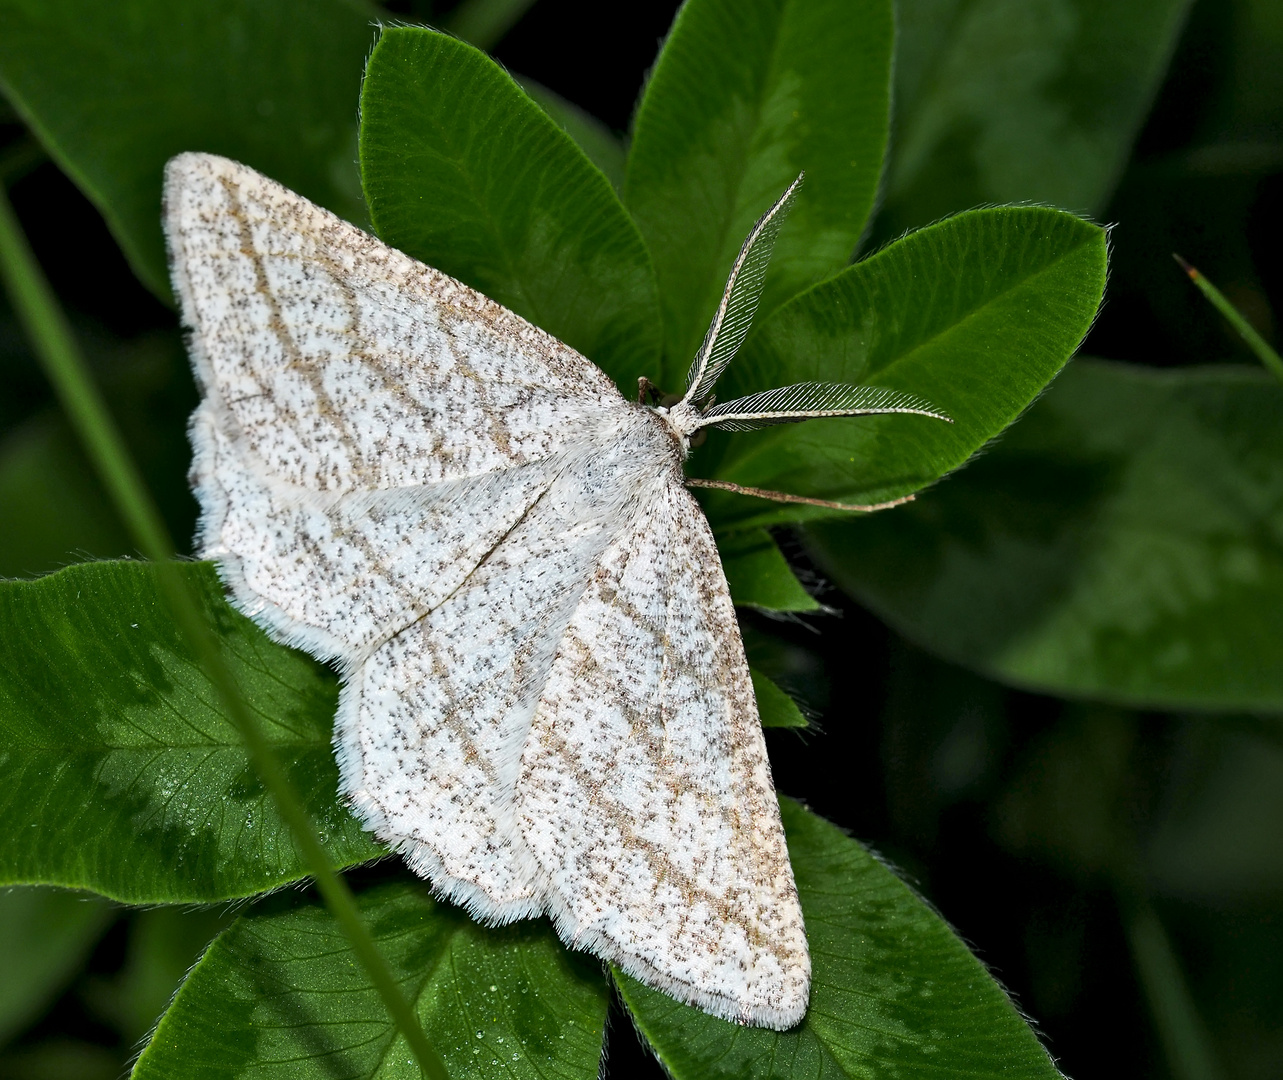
163 153 948 1030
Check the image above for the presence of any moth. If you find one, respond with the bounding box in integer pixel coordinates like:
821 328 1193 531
164 153 947 1029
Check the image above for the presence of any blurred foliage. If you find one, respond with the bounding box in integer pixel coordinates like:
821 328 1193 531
0 0 1279 1078
810 361 1283 710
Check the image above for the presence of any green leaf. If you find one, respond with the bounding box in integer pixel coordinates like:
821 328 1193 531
0 560 384 902
881 0 1193 235
360 27 662 390
751 668 809 729
807 361 1283 711
515 76 627 193
0 0 377 299
721 528 820 612
624 0 894 383
696 206 1107 532
132 882 609 1080
0 886 114 1045
619 798 1060 1079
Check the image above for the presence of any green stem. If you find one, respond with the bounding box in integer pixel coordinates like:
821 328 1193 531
1123 894 1226 1080
0 183 446 1080
1174 253 1283 384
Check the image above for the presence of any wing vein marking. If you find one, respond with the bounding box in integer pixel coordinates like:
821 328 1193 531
558 627 745 847
420 631 499 786
583 581 748 834
380 478 558 652
553 523 758 847
295 241 474 462
357 480 564 795
299 239 538 466
689 526 769 880
534 722 781 957
439 329 516 460
322 503 436 633
647 563 705 952
217 175 371 486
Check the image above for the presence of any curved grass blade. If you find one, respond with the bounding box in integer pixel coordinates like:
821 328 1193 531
1174 254 1283 384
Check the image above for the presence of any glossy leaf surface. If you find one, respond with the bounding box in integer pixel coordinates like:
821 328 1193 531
619 799 1061 1079
133 882 609 1080
697 206 1107 532
361 28 662 390
882 0 1193 233
0 561 384 902
0 0 376 298
809 361 1283 711
625 0 894 383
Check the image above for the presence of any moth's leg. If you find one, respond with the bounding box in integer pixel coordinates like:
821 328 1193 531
685 476 915 512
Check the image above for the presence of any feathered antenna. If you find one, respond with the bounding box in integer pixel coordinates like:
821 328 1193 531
680 174 804 409
675 177 955 511
694 382 950 432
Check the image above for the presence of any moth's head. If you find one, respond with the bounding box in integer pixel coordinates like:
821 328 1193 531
657 400 708 448
638 381 707 453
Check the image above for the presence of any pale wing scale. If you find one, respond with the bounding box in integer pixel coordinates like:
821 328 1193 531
166 152 635 661
167 153 623 493
198 415 568 661
517 479 809 1030
334 494 601 921
335 419 687 924
169 152 818 1025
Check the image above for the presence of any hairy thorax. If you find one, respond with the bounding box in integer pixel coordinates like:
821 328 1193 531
545 403 686 528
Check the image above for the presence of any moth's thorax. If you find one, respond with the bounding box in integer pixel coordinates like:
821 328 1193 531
545 404 683 525
651 400 703 448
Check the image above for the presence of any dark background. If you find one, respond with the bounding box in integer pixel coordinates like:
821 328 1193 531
1 0 1279 1077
